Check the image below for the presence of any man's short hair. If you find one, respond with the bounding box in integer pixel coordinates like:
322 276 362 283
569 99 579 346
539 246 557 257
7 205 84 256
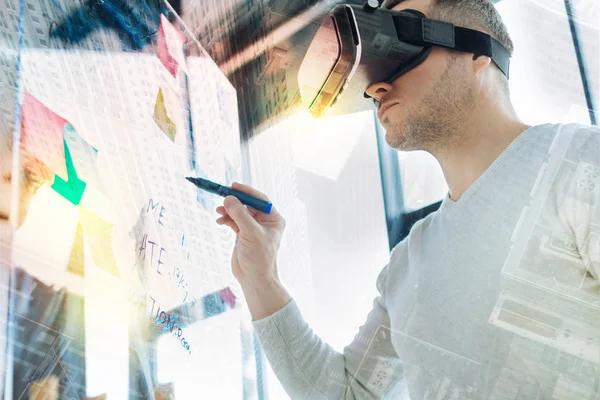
382 0 514 57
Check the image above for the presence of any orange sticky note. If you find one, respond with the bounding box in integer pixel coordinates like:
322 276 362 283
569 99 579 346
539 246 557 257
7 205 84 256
20 92 68 180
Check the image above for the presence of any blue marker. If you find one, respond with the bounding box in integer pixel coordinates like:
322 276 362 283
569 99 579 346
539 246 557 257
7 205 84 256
185 177 273 214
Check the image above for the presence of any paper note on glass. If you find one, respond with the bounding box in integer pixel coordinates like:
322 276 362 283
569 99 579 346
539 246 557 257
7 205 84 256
20 91 68 180
156 14 187 77
50 139 87 205
202 291 226 318
219 287 236 308
67 222 85 277
79 206 120 278
63 124 104 193
153 88 177 141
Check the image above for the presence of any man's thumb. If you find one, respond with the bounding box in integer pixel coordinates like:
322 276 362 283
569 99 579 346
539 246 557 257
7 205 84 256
223 196 259 232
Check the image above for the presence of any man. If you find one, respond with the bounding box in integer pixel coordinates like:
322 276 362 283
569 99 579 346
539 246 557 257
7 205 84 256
215 0 600 398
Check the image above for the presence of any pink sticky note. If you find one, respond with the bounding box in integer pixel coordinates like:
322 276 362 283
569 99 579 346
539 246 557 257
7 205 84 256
219 287 236 308
156 14 187 77
20 92 68 180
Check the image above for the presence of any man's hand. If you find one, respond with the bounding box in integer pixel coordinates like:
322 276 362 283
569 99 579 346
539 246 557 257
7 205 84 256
215 182 285 286
215 182 291 320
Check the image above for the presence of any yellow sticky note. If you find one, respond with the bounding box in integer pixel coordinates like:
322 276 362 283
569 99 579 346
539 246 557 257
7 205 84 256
67 222 85 277
153 88 177 141
79 207 120 278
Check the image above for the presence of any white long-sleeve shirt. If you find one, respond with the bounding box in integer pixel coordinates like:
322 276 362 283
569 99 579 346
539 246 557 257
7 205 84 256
252 123 600 400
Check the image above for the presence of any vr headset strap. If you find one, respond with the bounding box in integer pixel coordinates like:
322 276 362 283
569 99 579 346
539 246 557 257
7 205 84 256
393 15 510 79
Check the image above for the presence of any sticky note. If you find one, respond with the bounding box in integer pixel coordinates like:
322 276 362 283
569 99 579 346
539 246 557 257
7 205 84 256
156 14 187 77
153 88 176 140
51 139 87 205
218 287 236 308
20 91 68 180
67 222 85 277
202 292 226 319
79 206 120 278
63 124 104 192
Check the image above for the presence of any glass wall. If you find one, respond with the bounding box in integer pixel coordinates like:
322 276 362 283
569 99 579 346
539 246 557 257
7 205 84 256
1 1 256 398
1 0 598 399
248 110 391 399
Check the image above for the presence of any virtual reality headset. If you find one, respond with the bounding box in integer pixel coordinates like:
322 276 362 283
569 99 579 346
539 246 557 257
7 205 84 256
298 3 511 118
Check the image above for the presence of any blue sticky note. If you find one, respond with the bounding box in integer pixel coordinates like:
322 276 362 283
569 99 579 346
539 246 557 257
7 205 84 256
202 292 226 319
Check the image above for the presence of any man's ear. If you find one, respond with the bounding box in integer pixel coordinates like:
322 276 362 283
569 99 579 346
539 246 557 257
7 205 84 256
472 54 491 74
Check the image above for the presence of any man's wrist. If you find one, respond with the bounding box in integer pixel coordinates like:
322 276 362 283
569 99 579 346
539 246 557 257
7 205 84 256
240 276 292 321
239 274 281 294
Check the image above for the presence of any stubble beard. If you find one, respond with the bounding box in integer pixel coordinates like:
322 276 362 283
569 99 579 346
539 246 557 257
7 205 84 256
384 57 475 154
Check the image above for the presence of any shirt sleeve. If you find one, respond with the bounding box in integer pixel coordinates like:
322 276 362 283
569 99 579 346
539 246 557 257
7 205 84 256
252 264 404 399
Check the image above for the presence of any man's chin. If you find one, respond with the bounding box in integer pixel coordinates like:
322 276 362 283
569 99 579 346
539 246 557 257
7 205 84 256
384 124 409 150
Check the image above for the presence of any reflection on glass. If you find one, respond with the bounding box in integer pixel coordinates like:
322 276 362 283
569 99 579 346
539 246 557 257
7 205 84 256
297 16 341 116
1 1 253 399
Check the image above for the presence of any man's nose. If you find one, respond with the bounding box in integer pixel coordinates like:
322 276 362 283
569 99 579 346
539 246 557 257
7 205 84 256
364 81 394 102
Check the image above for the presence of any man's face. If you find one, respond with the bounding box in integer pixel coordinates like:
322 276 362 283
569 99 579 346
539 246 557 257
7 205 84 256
365 0 476 152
